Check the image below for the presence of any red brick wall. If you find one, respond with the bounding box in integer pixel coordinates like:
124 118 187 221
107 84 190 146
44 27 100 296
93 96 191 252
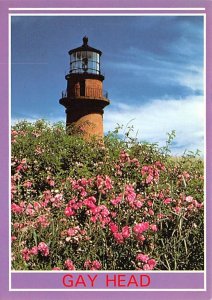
74 113 104 138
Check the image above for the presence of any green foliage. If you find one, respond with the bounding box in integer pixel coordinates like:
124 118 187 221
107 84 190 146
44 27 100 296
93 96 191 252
11 120 204 271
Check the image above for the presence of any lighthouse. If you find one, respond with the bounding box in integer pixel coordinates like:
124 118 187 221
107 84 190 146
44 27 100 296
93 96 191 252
59 36 110 138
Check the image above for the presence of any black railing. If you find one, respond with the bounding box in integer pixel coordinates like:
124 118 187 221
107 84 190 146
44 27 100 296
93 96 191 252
70 68 101 75
61 90 67 98
103 90 109 99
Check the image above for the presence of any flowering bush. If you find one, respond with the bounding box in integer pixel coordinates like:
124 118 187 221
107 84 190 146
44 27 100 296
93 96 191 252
11 120 204 270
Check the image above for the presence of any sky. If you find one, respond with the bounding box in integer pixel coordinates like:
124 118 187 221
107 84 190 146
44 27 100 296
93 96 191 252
11 15 204 155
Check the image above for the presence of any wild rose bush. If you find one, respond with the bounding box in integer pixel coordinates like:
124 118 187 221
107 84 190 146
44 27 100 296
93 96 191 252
11 120 204 270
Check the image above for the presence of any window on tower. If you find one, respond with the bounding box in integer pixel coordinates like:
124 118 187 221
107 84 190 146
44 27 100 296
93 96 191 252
70 51 100 74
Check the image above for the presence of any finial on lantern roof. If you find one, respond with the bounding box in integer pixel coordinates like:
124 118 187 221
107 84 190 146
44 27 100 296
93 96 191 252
69 36 102 55
83 36 88 45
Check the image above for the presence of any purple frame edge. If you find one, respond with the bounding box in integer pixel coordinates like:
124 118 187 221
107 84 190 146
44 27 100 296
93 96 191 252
0 0 211 299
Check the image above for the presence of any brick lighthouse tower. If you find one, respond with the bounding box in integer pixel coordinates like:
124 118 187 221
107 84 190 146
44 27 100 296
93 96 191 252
59 36 110 138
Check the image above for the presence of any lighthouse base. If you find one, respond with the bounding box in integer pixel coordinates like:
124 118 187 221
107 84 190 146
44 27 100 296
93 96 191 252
59 97 109 139
68 112 104 138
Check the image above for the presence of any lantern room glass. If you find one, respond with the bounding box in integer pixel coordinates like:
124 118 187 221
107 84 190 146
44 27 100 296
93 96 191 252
70 51 100 74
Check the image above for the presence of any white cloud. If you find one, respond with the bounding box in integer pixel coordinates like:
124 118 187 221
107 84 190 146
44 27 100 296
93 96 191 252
176 65 203 91
11 99 205 156
104 95 205 155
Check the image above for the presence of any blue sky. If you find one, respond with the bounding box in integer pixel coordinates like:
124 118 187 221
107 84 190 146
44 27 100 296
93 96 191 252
11 16 204 155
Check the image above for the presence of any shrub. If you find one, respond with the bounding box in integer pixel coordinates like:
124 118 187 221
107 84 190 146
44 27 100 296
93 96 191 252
11 120 204 270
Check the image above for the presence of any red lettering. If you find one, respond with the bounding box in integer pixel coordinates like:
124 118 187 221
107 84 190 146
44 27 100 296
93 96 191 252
118 274 126 287
106 274 117 287
63 273 151 289
75 275 86 287
87 274 98 287
127 275 138 287
140 274 151 287
62 274 73 287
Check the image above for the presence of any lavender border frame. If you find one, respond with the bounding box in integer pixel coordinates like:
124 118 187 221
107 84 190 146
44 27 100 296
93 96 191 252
0 0 211 299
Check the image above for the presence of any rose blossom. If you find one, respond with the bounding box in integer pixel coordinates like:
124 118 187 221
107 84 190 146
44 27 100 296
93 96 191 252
136 253 149 263
30 246 38 255
133 222 149 234
91 260 102 270
122 226 130 238
113 232 124 244
186 196 193 203
163 198 172 205
52 267 61 270
150 224 158 231
65 259 75 270
21 248 30 261
38 242 49 256
109 222 118 233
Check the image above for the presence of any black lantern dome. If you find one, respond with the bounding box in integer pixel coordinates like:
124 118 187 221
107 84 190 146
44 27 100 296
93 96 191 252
68 36 102 75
